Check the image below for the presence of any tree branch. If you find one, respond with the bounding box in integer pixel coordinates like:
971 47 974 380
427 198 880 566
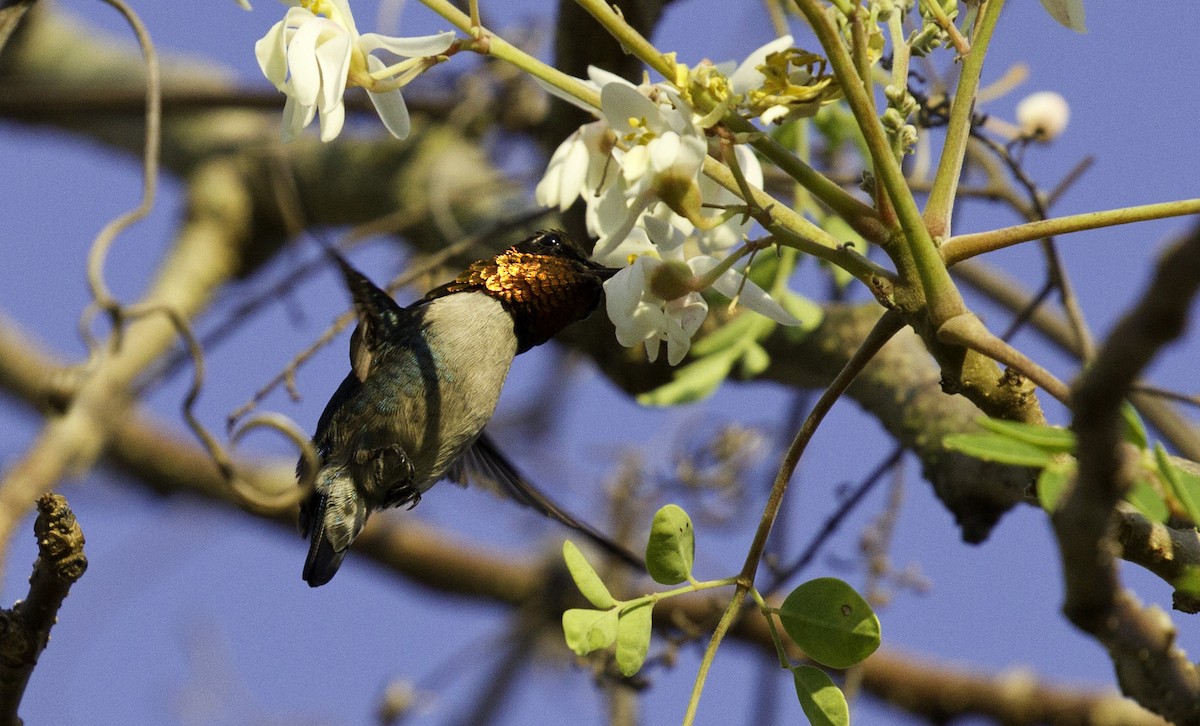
0 494 87 726
1058 224 1200 722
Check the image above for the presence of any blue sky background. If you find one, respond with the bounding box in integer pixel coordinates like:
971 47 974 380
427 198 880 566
1 1 1198 724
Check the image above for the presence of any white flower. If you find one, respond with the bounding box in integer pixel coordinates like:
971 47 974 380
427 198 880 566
534 121 616 211
685 255 799 326
1016 91 1070 142
728 35 794 96
605 256 708 366
255 0 455 142
600 83 706 197
694 144 762 254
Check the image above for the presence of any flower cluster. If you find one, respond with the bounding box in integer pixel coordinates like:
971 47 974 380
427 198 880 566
536 43 816 365
254 0 455 142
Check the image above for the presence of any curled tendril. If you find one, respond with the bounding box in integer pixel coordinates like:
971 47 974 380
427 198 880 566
229 413 317 513
82 0 161 354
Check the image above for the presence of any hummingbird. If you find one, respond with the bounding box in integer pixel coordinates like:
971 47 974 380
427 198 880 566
300 231 638 586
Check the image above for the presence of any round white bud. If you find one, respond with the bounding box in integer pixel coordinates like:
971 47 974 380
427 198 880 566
1016 91 1070 142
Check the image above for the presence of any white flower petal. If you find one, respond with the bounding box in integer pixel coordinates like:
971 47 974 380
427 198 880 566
603 265 646 321
254 17 293 88
368 88 410 139
314 31 352 113
318 97 346 141
587 66 635 89
281 95 315 142
733 144 763 188
326 0 360 36
730 35 793 95
601 82 661 135
365 55 411 138
358 30 457 58
286 19 329 106
533 76 600 114
688 256 800 325
647 132 681 172
591 225 653 268
642 216 688 255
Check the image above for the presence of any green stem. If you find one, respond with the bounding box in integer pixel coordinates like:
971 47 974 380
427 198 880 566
572 0 676 81
702 158 896 286
725 117 886 242
683 585 748 726
919 0 971 56
923 0 1005 237
749 587 792 669
942 198 1200 265
684 309 905 724
623 576 739 612
418 0 600 108
794 0 965 325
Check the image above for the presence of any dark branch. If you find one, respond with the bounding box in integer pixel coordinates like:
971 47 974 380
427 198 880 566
1058 224 1200 722
0 494 87 726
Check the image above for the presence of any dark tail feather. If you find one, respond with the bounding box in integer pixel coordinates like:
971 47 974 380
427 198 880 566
301 491 349 588
454 434 644 571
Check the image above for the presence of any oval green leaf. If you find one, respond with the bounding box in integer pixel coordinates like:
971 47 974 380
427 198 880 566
1156 444 1200 525
974 417 1076 454
778 577 880 669
636 353 735 407
645 504 695 585
792 665 849 726
1126 478 1170 524
615 602 654 677
943 432 1053 467
738 342 771 378
1121 402 1149 449
563 540 616 609
562 608 618 656
1036 460 1074 513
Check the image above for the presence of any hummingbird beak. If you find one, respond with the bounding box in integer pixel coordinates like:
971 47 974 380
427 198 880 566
585 260 622 280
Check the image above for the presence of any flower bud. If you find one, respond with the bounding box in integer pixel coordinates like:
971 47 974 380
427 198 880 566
648 260 695 301
1016 91 1070 142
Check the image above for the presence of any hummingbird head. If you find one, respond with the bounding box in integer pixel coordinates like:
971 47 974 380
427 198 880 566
425 230 618 352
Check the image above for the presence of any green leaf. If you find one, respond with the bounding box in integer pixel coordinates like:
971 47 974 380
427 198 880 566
942 433 1053 467
1038 0 1086 33
562 540 616 609
1170 566 1200 614
1037 459 1074 513
645 504 695 585
738 342 771 378
691 312 770 357
636 351 736 407
975 417 1076 454
1155 444 1200 525
778 293 824 340
792 666 849 726
562 608 618 656
615 602 654 677
1120 403 1149 449
1125 478 1170 524
778 577 881 669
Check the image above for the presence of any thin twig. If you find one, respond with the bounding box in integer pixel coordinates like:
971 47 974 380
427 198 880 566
682 310 906 725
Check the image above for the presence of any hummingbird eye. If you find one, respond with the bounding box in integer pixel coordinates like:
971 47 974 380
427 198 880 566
516 230 580 259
